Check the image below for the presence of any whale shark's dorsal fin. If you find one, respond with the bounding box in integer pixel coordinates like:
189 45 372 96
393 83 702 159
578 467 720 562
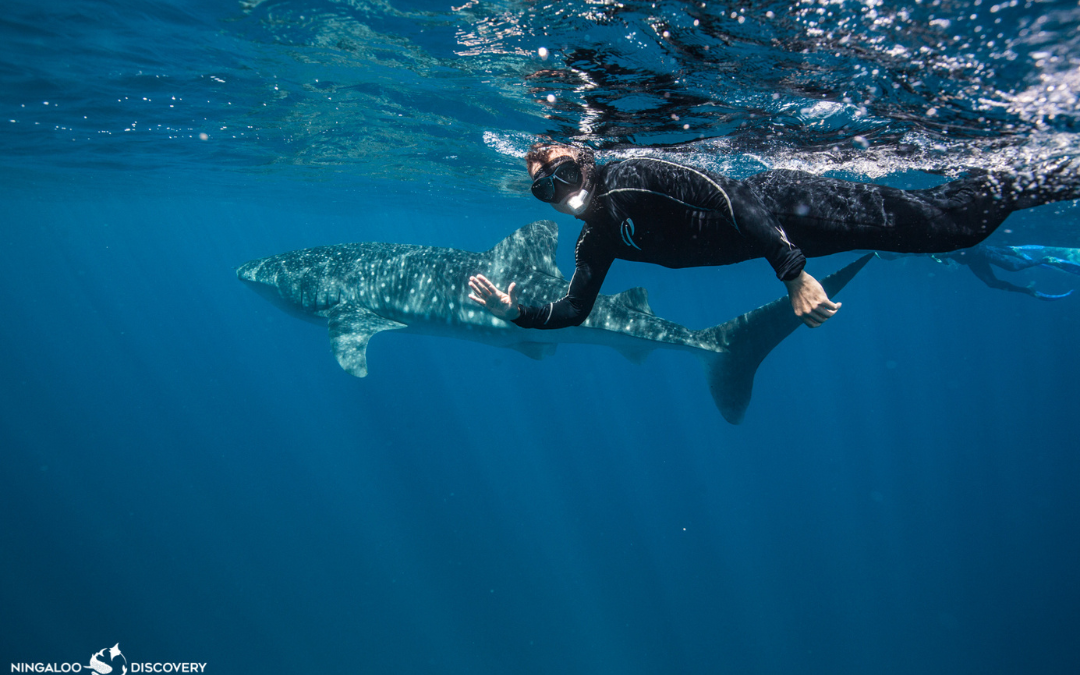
488 220 563 279
612 287 655 316
327 304 406 377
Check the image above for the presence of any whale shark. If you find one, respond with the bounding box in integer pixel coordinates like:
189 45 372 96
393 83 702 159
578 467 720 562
237 220 871 423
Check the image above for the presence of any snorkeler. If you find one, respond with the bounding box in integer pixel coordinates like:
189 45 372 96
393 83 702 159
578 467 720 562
929 244 1080 300
468 142 1080 329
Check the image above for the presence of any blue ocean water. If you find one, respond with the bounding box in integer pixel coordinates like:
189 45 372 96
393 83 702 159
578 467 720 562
2 1 1079 673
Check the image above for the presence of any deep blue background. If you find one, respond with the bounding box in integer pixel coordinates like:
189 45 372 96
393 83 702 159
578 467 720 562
2 165 1079 674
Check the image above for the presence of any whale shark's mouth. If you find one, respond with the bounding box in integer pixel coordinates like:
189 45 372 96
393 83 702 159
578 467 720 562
238 270 328 325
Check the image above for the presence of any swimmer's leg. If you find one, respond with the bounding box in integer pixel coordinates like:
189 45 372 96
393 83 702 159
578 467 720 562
1001 156 1080 210
916 159 1080 251
965 248 1073 300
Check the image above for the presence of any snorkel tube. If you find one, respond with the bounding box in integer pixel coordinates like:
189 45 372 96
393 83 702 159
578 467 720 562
565 188 590 214
564 145 595 215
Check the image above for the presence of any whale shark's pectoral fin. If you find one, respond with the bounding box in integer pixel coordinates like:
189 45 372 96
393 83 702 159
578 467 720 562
508 342 558 360
326 304 406 378
614 345 655 365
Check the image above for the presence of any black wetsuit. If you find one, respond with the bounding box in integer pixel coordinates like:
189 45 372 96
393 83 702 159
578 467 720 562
513 157 1076 329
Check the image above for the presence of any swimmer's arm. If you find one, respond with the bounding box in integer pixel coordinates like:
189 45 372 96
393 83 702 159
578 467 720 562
726 182 807 282
469 225 614 330
726 182 838 326
468 253 612 329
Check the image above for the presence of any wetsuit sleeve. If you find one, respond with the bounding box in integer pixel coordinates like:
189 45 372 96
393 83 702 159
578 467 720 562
726 181 806 281
512 225 614 329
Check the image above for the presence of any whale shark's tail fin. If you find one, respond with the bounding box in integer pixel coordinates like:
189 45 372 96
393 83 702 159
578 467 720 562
698 254 873 424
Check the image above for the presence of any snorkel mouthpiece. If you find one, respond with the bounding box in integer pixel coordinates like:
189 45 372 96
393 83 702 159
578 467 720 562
566 189 589 214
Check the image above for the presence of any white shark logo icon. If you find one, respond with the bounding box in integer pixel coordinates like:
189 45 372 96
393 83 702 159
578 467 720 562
87 644 126 675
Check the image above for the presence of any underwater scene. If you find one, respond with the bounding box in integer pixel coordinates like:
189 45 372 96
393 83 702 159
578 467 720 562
2 1 1079 673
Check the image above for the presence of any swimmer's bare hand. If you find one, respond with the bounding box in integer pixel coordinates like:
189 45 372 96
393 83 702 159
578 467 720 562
468 274 521 320
783 270 840 328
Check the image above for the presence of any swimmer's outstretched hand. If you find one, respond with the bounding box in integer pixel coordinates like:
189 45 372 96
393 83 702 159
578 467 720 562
784 270 840 328
468 274 521 321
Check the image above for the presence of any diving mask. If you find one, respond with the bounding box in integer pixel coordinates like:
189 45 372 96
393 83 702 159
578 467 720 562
530 159 583 203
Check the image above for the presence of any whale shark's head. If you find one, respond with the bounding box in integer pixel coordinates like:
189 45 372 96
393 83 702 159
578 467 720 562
236 258 269 285
236 256 327 324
